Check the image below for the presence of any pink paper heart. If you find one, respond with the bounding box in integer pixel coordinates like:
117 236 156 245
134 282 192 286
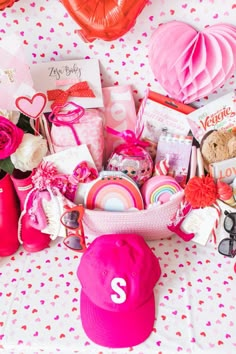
149 21 236 103
15 93 47 119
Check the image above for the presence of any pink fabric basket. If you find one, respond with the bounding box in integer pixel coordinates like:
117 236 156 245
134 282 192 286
82 191 184 242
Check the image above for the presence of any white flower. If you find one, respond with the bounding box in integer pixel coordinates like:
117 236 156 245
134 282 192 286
11 133 48 172
0 109 20 124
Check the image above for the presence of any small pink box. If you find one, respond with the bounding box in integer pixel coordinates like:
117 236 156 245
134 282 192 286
101 85 137 161
50 108 104 171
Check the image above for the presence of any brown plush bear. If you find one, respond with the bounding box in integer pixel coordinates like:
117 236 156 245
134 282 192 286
200 129 236 170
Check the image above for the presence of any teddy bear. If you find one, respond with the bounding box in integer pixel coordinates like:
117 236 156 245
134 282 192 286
200 129 236 170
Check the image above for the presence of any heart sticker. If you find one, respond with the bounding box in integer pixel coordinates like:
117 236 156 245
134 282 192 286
15 93 47 119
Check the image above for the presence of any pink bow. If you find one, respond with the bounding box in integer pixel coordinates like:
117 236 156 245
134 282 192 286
106 127 150 152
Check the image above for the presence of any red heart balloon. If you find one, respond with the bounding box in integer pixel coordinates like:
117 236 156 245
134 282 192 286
61 0 148 42
0 0 18 11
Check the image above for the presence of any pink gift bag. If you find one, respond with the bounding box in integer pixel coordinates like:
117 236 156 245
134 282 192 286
101 85 137 161
50 108 104 171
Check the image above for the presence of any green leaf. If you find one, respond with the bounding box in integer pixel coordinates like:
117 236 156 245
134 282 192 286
17 113 34 134
0 157 15 175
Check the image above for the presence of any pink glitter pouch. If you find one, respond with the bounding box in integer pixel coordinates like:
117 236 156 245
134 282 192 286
48 102 104 171
106 128 153 187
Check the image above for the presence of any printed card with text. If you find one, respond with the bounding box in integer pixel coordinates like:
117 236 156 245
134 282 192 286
181 206 219 246
0 35 34 110
30 59 103 111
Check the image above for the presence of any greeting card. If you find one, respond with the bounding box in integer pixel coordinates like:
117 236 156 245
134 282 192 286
0 35 34 110
30 59 103 111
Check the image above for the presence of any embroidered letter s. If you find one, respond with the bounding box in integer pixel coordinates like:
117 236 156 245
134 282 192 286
110 277 127 304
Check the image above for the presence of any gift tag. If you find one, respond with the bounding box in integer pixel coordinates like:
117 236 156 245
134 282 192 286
181 206 219 245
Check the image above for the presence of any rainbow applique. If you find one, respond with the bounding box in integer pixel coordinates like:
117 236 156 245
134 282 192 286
85 172 144 211
141 175 182 207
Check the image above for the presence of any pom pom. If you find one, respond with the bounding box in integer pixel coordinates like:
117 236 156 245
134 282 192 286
32 161 58 190
185 175 217 208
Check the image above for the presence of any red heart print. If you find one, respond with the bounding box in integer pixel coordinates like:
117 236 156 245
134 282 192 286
15 93 47 119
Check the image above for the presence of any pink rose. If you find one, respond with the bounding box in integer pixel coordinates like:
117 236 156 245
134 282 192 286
0 115 24 159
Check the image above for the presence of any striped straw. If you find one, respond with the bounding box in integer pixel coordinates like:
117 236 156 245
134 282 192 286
135 88 150 137
211 202 221 244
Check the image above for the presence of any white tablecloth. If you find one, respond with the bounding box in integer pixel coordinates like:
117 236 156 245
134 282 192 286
1 235 236 354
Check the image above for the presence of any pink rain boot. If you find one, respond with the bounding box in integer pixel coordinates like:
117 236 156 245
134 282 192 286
11 170 51 252
0 171 20 256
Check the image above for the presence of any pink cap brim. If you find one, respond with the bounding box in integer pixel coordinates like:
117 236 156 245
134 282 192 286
80 291 156 348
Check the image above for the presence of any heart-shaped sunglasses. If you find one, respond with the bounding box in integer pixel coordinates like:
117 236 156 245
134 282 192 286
60 205 86 252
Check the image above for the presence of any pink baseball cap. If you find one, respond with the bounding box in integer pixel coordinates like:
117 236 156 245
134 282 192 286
77 233 161 348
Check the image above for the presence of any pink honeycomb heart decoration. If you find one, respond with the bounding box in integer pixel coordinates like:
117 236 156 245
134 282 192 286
149 21 236 103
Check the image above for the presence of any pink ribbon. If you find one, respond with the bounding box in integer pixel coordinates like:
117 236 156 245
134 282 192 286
48 101 85 146
106 127 150 153
47 81 95 110
106 127 149 146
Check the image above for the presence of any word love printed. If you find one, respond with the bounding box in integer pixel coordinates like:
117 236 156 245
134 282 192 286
209 157 236 184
